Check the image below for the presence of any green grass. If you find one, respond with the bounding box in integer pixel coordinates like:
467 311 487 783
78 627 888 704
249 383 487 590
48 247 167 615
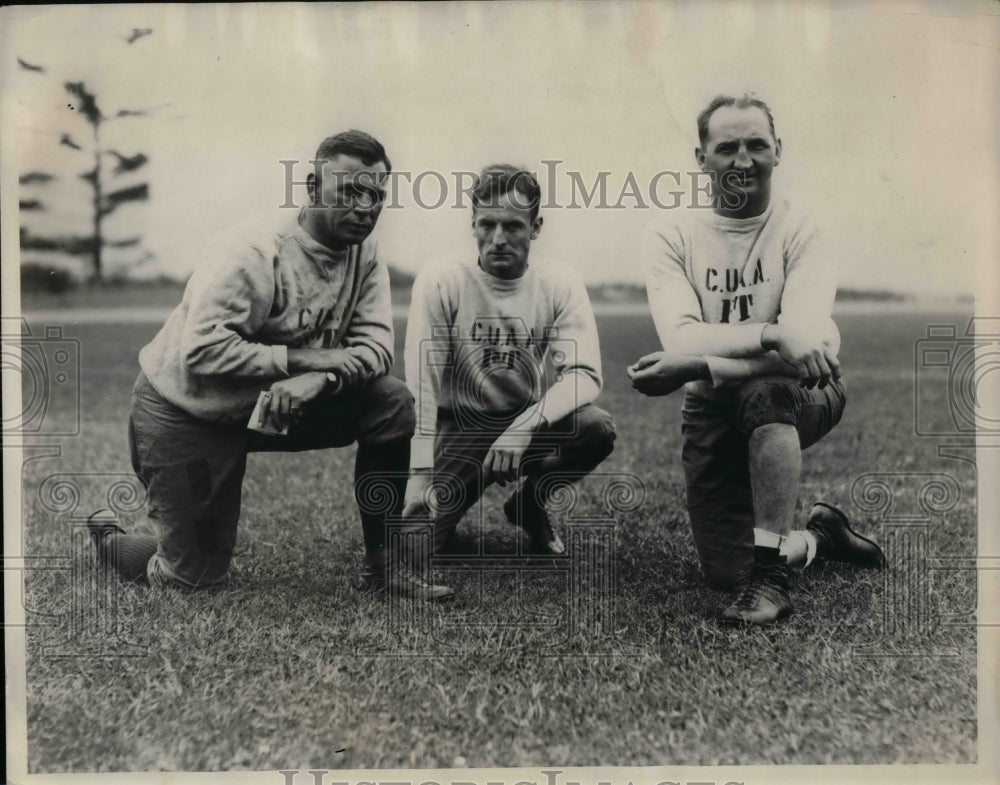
19 310 978 771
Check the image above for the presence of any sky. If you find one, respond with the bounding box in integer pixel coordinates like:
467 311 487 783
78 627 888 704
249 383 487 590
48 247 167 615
2 1 998 298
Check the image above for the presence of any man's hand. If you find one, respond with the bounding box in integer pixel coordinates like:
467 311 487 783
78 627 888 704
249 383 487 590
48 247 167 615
484 427 535 486
324 349 372 390
286 347 373 389
401 470 435 520
259 372 327 431
628 352 708 396
761 323 841 389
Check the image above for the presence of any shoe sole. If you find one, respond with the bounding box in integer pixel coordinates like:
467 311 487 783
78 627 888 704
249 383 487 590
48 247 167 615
810 502 887 568
357 580 456 602
720 606 793 626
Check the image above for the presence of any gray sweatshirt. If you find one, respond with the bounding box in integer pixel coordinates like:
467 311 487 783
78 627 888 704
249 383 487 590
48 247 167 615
404 256 603 468
645 198 839 391
139 211 393 424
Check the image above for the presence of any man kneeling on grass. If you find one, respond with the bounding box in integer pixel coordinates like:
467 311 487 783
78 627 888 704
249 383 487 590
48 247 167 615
89 130 453 601
630 94 885 626
400 165 616 556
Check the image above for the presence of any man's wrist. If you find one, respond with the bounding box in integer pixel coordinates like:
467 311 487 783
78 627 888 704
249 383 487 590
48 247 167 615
512 408 546 433
691 356 711 381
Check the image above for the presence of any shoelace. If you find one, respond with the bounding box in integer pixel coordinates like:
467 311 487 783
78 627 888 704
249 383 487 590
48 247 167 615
733 565 786 609
391 563 433 589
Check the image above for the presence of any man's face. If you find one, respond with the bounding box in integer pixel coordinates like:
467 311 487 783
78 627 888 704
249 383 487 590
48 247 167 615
307 153 388 249
472 191 542 280
697 105 781 210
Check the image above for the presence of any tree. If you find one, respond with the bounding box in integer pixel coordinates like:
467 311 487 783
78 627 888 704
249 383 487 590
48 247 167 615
64 80 150 282
18 35 156 283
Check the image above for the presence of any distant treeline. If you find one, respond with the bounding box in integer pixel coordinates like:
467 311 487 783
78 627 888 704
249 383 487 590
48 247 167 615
21 261 916 304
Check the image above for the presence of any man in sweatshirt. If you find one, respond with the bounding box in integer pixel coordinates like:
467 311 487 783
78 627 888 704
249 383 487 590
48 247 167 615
91 130 453 601
630 95 885 625
401 165 616 556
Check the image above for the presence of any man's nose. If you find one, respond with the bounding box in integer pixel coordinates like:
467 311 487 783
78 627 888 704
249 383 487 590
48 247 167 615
491 226 507 245
733 146 752 169
353 194 378 213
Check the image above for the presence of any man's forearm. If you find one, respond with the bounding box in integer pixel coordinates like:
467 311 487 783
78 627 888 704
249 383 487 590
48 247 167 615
530 370 602 428
705 353 797 387
287 348 336 373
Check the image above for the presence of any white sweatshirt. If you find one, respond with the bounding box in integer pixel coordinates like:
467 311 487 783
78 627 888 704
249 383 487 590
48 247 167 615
645 198 840 391
404 256 603 468
139 210 394 424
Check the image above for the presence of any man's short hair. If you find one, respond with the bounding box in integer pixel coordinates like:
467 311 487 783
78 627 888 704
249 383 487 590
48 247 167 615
697 94 777 147
471 164 542 219
314 130 391 172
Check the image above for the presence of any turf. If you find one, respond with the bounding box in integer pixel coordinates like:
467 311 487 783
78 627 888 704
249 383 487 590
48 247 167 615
17 309 977 771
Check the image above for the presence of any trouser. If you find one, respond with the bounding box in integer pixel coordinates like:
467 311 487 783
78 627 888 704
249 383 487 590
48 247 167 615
128 372 415 589
428 403 617 552
681 375 847 591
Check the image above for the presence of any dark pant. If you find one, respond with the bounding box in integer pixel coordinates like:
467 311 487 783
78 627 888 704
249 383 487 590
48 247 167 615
128 372 415 589
681 375 846 591
428 403 617 551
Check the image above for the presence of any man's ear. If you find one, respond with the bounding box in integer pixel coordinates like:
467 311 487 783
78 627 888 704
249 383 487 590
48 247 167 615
774 138 782 165
695 147 707 171
306 172 317 205
530 215 543 240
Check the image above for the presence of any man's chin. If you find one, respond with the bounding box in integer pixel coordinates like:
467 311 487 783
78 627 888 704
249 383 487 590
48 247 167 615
341 223 374 239
482 257 526 279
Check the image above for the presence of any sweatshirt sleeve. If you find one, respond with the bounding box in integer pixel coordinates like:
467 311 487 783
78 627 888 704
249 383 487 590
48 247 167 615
341 246 394 377
777 213 838 338
404 268 451 469
705 320 841 386
645 221 766 358
535 271 602 425
179 235 290 379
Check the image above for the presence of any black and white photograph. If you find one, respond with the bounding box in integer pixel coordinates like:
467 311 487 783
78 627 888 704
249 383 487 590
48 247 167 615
2 2 997 783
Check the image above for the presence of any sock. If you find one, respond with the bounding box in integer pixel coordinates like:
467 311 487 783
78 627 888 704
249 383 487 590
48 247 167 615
752 528 817 569
98 533 158 583
789 530 819 568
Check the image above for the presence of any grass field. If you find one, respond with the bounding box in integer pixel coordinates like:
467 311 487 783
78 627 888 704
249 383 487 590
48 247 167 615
16 307 978 771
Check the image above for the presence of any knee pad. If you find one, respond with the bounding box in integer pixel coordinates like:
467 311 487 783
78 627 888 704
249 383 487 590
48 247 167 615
735 378 799 436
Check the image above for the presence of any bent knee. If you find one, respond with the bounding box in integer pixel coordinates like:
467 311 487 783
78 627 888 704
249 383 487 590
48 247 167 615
577 406 617 459
734 376 800 436
361 375 415 442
